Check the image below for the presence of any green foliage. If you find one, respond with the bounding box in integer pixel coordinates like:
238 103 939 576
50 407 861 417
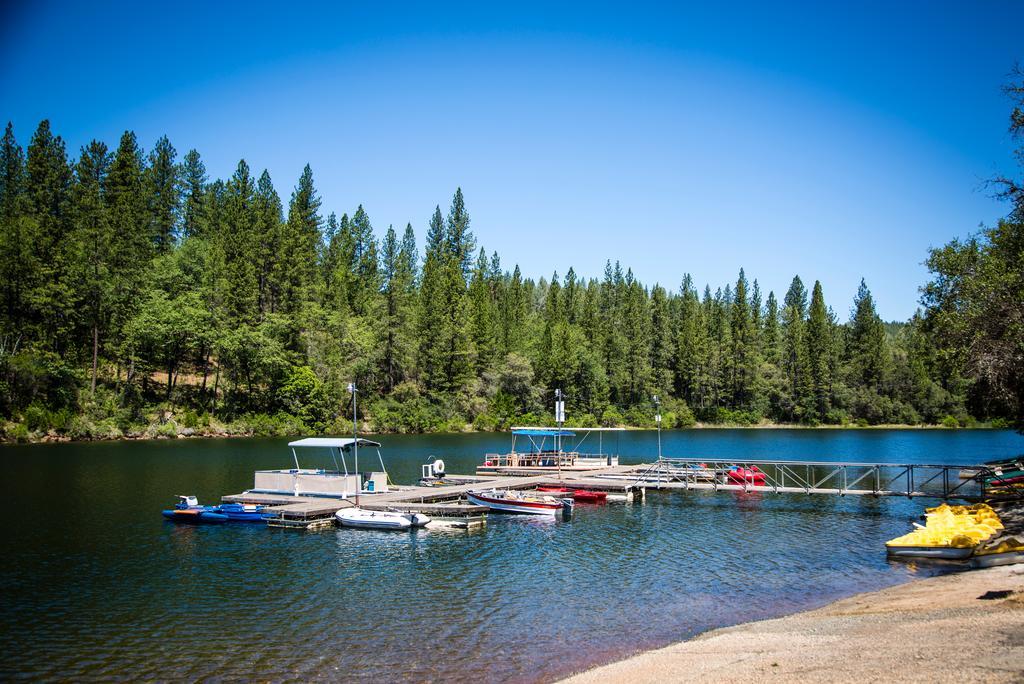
5 112 1021 441
940 415 960 429
368 382 445 433
600 406 624 427
277 365 334 430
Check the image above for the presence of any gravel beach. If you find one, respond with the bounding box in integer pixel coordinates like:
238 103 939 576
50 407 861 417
560 564 1024 683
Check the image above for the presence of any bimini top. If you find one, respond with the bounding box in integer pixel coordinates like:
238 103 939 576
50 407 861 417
287 437 382 449
511 428 575 437
511 426 625 434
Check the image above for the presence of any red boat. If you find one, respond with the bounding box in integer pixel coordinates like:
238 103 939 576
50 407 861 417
726 466 766 486
537 486 608 503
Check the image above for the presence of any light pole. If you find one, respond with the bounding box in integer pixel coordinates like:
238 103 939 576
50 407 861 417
348 382 358 481
653 394 662 460
554 388 565 478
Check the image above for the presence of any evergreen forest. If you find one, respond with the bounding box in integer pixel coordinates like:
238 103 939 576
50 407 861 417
1 71 1021 440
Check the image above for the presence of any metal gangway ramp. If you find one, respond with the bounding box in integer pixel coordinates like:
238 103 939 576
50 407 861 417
618 457 993 500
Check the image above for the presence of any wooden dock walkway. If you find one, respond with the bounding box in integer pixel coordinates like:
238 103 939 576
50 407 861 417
222 456 990 529
223 465 646 529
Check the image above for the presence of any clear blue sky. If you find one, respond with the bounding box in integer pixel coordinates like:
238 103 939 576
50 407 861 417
2 1 1021 320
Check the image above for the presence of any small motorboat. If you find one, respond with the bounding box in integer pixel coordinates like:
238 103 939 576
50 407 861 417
467 489 572 516
335 507 412 530
570 490 607 503
215 502 267 522
726 466 767 486
162 496 229 524
537 486 607 503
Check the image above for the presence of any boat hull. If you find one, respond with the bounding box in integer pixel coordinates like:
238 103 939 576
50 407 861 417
466 491 562 516
335 509 412 530
885 545 974 560
162 509 228 524
971 551 1024 568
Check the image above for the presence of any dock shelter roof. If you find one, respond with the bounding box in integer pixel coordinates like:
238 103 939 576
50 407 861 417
287 437 381 449
510 426 625 433
511 428 575 437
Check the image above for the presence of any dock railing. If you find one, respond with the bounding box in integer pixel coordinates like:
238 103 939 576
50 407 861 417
631 457 993 500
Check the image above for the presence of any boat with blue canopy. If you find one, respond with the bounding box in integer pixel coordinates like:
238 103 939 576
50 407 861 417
476 426 623 475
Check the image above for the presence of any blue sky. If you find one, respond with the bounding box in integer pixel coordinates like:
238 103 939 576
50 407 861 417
2 1 1021 320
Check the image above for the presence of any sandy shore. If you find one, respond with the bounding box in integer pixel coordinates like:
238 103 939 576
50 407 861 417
560 565 1024 683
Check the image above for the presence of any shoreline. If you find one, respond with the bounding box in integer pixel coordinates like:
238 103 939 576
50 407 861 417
558 565 1024 683
0 422 1008 446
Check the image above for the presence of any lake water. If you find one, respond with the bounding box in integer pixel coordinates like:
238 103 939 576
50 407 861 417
1 429 1021 681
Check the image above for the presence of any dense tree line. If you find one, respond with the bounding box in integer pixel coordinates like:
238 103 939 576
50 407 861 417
921 65 1024 431
0 96 1019 438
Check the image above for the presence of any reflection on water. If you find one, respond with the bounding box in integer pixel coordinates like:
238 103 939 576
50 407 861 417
0 430 1021 681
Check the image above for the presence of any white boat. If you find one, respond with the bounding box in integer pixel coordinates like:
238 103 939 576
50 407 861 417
467 489 572 516
335 507 412 530
404 512 431 527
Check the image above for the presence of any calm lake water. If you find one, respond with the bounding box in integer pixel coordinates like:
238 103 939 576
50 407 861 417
1 429 1022 682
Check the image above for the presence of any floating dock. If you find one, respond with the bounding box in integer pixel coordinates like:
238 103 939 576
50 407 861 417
223 467 645 529
222 457 1004 530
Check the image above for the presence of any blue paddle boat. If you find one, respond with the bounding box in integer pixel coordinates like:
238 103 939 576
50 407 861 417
215 502 267 522
162 496 228 524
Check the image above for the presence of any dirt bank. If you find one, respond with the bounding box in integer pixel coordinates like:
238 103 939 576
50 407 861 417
560 564 1024 683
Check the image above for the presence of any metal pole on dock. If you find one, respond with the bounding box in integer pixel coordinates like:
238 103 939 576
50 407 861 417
653 394 662 460
348 382 358 489
555 388 565 480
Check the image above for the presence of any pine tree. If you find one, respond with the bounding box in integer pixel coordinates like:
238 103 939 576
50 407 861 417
762 291 780 365
379 224 417 390
253 170 283 315
220 160 259 323
440 190 474 393
730 268 758 409
349 204 379 316
146 135 179 254
600 261 629 404
445 187 474 275
277 164 322 317
674 275 705 407
25 120 77 351
72 140 111 393
496 264 528 357
781 276 809 420
418 206 447 391
806 280 832 419
180 149 206 239
104 130 151 364
0 122 33 332
750 279 763 348
848 278 888 390
538 271 565 389
708 286 733 409
649 284 673 397
469 247 496 373
623 271 652 404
